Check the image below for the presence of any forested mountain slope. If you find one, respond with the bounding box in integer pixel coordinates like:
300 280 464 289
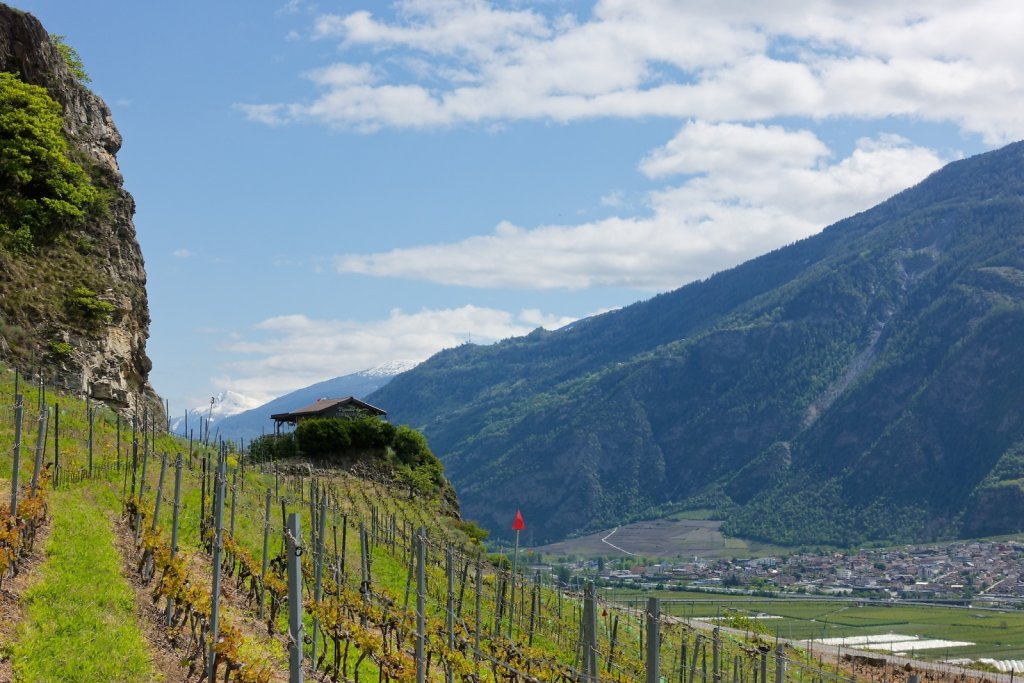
371 141 1024 546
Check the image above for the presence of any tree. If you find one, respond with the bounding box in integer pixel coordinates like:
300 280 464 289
51 35 90 83
0 72 97 252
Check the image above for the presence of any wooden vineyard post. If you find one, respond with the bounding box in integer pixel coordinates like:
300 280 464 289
142 406 149 482
359 522 371 622
416 528 426 683
31 405 47 496
130 413 138 498
200 454 207 538
528 580 538 647
690 635 702 683
582 581 598 682
166 453 183 625
229 468 237 538
714 627 721 683
286 512 304 683
87 400 93 478
10 394 22 516
134 432 150 544
608 614 620 673
456 558 469 619
679 637 687 683
446 545 455 683
208 447 227 683
340 513 347 578
332 506 340 590
308 479 316 551
311 495 328 672
494 575 506 637
259 487 271 619
474 555 482 666
646 597 661 683
152 453 168 532
404 535 416 611
53 402 59 489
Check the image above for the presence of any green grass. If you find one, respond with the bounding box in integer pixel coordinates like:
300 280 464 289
610 590 1024 659
10 485 158 682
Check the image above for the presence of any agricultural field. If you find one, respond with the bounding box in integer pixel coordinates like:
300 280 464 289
533 515 784 559
611 589 1024 660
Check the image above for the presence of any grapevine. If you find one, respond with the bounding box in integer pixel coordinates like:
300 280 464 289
0 465 50 590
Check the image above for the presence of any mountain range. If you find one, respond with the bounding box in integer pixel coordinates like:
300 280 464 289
368 141 1024 548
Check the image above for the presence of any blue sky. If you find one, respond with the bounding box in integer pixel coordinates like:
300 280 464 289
18 1 1018 415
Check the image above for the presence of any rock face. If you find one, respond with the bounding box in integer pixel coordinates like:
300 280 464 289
0 4 161 417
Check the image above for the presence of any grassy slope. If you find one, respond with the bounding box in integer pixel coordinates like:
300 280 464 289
10 485 157 682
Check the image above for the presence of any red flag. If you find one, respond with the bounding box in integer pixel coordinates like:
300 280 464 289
512 509 525 531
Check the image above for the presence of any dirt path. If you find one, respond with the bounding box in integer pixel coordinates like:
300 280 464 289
106 492 191 683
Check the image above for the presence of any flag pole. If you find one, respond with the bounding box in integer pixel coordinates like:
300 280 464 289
509 509 526 639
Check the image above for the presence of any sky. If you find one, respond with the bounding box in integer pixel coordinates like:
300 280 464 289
17 0 1023 416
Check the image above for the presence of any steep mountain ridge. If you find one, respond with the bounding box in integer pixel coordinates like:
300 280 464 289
0 5 159 415
370 142 1024 546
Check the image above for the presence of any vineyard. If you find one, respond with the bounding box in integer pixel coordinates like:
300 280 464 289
0 362 1012 682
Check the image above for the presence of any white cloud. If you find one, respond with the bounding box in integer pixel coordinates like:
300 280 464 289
306 63 376 87
213 305 577 401
172 248 192 258
335 126 949 289
638 121 829 179
599 190 626 208
277 0 303 15
242 0 1024 142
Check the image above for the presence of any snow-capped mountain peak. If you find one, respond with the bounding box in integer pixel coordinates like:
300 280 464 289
170 390 263 435
360 360 419 378
193 390 263 419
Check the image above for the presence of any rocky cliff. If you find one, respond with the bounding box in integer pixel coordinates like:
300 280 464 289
0 4 160 416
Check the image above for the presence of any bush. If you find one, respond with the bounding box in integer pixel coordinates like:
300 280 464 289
489 554 511 571
347 416 395 450
393 425 431 466
295 418 352 457
52 35 90 83
69 286 115 324
0 73 98 252
48 340 72 357
453 519 489 544
249 433 296 461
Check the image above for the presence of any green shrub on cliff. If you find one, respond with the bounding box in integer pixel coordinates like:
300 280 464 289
51 35 90 83
0 72 97 252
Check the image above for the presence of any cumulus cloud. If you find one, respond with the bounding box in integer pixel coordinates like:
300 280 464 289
335 126 949 289
238 2 998 292
213 305 577 401
241 0 1024 142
